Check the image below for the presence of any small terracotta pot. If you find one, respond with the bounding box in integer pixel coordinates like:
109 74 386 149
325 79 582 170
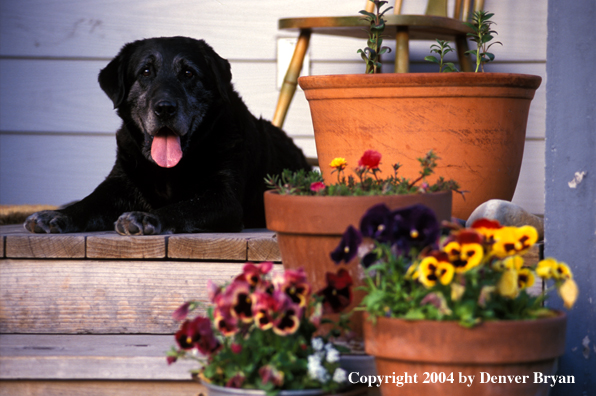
299 73 542 220
363 313 567 396
264 190 452 337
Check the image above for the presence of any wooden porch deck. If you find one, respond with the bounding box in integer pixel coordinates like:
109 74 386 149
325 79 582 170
0 224 281 396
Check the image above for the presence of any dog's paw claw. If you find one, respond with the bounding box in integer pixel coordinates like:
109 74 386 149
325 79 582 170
24 211 72 234
115 212 162 235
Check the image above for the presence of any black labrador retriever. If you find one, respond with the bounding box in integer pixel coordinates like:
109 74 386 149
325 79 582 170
24 36 309 235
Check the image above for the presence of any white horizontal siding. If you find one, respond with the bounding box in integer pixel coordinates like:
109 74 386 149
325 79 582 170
0 0 547 215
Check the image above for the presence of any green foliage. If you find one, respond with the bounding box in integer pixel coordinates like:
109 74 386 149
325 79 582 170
464 11 503 72
424 39 459 73
265 150 461 197
358 0 393 73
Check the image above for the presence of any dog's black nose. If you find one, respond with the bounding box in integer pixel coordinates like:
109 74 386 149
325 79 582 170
154 100 178 119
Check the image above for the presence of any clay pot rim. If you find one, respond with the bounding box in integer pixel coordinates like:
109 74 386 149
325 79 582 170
363 311 567 364
298 72 542 90
264 189 452 201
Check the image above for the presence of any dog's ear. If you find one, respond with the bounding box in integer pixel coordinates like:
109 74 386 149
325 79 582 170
98 48 129 109
197 40 232 103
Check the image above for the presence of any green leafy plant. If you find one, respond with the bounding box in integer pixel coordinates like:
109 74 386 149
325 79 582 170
167 264 353 395
464 10 502 72
424 39 459 73
357 0 393 73
266 150 461 197
331 205 579 328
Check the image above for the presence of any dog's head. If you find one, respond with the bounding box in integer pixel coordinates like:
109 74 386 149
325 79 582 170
98 37 232 168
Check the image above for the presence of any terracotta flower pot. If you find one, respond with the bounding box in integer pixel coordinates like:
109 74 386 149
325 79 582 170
299 73 542 220
264 190 452 337
363 313 567 396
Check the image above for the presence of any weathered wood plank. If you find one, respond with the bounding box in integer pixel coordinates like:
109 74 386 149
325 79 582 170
0 381 205 396
168 234 248 261
86 234 166 259
0 334 199 380
0 259 260 334
5 234 85 258
246 234 282 262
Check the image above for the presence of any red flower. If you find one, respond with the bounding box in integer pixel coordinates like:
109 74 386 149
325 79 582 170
174 316 220 355
274 268 311 307
235 262 273 288
226 373 246 388
172 302 191 321
252 291 277 330
213 305 238 336
272 291 303 336
231 343 243 354
358 150 382 169
310 181 326 193
317 269 353 314
259 365 284 387
223 280 254 323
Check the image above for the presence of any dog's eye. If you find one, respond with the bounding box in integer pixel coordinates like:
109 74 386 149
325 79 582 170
184 70 194 79
142 68 151 77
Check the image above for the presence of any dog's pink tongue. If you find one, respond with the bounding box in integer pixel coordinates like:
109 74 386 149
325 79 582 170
151 130 182 168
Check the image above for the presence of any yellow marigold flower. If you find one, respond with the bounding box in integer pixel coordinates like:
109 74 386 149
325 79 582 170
558 278 579 309
497 269 520 298
329 157 347 170
517 268 535 289
491 226 538 259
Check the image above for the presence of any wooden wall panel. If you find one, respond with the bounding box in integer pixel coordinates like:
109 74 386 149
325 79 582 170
0 0 548 214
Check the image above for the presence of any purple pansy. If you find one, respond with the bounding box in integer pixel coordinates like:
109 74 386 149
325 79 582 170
330 225 362 264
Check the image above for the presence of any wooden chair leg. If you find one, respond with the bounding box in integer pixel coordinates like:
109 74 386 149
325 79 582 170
272 29 311 128
455 34 473 72
395 26 409 73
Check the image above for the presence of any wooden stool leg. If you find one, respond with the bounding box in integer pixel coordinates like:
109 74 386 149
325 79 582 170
455 34 473 72
272 29 311 128
395 26 409 73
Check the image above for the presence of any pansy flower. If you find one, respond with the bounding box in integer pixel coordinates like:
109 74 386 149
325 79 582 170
417 252 455 288
517 267 535 289
273 268 311 307
330 225 362 264
497 269 520 299
222 280 254 323
316 269 353 314
536 257 573 280
213 305 238 336
390 204 441 253
358 150 382 169
226 373 246 388
359 203 393 243
272 292 303 336
235 262 273 288
175 316 220 355
443 229 485 272
490 225 538 258
252 291 276 330
558 278 579 309
259 365 285 387
471 218 503 244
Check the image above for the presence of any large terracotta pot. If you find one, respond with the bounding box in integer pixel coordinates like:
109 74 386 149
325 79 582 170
264 190 452 337
363 313 567 396
299 73 542 220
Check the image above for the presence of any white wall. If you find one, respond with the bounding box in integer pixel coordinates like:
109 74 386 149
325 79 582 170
0 0 547 214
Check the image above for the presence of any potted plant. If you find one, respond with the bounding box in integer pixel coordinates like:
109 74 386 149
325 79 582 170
264 149 460 338
332 203 578 396
298 1 542 220
167 263 355 395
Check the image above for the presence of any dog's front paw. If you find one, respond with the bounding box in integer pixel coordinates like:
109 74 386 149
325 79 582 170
24 210 74 233
115 212 162 235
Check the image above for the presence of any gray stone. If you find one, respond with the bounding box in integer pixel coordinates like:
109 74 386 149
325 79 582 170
466 200 544 240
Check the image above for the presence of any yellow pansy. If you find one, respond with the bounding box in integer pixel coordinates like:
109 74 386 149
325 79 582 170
491 226 538 258
497 269 520 298
558 278 579 309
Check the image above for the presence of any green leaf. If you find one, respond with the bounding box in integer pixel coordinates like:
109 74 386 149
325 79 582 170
424 55 440 64
358 10 376 19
